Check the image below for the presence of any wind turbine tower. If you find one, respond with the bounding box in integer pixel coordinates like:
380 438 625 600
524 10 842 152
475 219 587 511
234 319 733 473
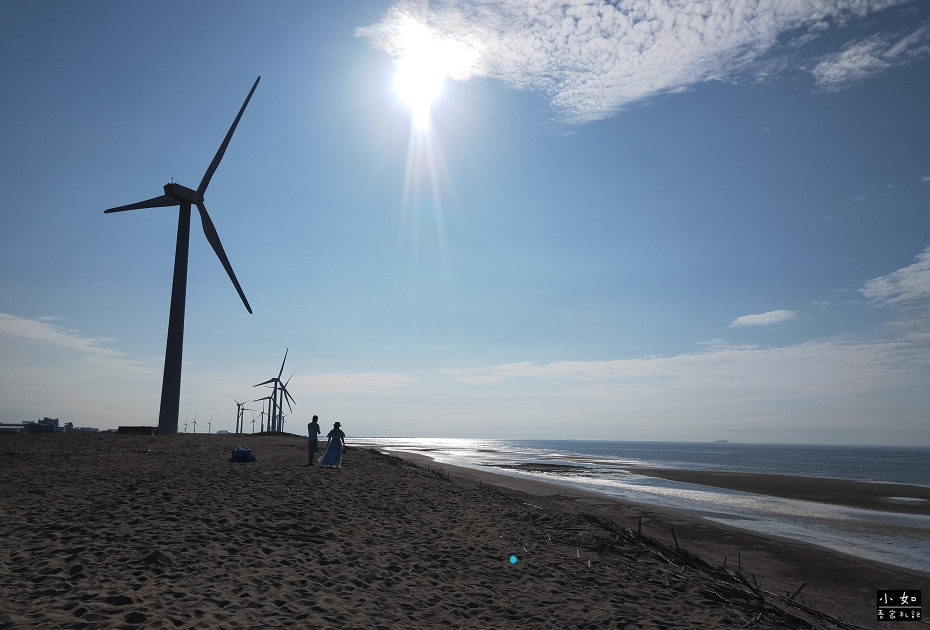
104 77 260 436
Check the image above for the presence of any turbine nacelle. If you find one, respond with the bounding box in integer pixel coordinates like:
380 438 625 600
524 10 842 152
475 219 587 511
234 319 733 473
164 183 203 205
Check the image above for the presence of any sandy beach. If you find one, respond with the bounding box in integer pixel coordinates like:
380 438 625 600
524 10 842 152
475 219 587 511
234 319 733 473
1 433 926 629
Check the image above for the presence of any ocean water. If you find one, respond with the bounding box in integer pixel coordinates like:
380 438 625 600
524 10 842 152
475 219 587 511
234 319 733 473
351 438 930 574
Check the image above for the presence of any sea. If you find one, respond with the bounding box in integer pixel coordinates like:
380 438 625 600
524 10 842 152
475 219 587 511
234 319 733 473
350 438 930 574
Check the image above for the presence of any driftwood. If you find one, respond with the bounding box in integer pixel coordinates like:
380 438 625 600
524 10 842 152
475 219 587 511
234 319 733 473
578 513 869 630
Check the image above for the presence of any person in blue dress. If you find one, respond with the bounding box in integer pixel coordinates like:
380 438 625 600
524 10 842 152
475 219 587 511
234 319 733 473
307 415 321 466
319 422 346 468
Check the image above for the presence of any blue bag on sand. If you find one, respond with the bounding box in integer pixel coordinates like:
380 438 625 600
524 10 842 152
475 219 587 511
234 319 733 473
230 447 254 463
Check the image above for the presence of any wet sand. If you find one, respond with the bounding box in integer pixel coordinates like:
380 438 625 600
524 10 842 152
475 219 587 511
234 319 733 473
628 468 930 515
1 432 926 629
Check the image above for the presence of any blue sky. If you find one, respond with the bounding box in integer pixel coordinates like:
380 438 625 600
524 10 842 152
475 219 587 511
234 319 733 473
1 1 929 444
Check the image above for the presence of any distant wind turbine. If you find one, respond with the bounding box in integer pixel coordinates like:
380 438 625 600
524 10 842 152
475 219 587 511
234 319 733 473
104 77 261 436
281 369 296 416
253 395 274 433
254 350 295 432
231 397 252 434
271 370 296 432
192 415 197 434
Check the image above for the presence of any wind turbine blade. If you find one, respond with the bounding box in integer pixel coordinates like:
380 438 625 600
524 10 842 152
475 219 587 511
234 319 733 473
104 195 177 213
253 379 275 387
281 371 296 410
197 76 260 195
277 383 294 412
278 349 288 380
283 387 296 406
196 202 252 314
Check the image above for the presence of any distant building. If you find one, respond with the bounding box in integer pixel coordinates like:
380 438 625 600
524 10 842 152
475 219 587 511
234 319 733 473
75 427 99 433
217 430 231 434
1 417 90 434
25 418 60 433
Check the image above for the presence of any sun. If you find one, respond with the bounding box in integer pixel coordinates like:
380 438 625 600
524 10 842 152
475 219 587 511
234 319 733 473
392 18 476 127
395 49 444 125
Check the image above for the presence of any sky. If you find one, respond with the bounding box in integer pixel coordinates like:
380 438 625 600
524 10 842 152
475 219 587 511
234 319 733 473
1 0 929 445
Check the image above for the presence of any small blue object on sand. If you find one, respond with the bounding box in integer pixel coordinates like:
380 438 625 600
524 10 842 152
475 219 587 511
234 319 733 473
230 447 255 463
509 555 518 565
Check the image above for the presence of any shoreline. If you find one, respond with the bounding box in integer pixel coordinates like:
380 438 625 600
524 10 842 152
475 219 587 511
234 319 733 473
367 443 930 545
376 446 929 627
626 467 930 515
2 433 927 629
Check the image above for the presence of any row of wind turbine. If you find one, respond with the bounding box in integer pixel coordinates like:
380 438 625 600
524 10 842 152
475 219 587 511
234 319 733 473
252 349 296 433
229 349 297 434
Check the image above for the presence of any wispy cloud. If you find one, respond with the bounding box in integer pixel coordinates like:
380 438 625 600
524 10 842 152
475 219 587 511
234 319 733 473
730 310 797 327
292 372 416 395
860 246 930 304
0 313 152 374
0 313 117 356
811 27 930 90
440 337 925 401
0 313 159 425
439 244 930 408
441 358 672 384
359 0 915 123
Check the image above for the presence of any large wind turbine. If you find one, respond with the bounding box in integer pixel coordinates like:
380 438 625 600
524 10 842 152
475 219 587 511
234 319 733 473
105 77 260 436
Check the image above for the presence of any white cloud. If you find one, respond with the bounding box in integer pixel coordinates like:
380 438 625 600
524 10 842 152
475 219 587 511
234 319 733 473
0 313 158 426
292 372 416 395
0 312 155 379
440 336 926 402
860 247 930 304
359 0 915 123
812 27 930 90
0 313 109 351
730 309 797 327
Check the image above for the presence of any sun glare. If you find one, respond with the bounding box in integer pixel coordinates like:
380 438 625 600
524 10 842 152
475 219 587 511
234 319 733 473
392 18 476 127
396 53 443 127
